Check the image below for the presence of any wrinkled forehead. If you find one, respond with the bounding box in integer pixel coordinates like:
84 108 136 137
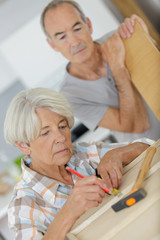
44 3 85 35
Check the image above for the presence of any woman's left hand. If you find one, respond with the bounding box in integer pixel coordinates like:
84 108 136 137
97 149 123 190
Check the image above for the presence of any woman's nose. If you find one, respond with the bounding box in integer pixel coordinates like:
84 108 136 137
55 130 65 143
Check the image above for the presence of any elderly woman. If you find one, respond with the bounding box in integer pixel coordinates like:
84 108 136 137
4 88 153 240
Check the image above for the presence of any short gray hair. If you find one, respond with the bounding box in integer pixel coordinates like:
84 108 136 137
40 0 87 38
4 88 74 145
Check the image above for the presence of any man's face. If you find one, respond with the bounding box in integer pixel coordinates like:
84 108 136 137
44 3 94 64
28 108 73 171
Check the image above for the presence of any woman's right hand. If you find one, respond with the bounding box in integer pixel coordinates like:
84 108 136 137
64 175 106 221
43 176 106 240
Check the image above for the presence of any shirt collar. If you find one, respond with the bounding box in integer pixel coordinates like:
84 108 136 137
21 157 70 207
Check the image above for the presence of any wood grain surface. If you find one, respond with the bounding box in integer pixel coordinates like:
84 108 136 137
123 22 160 120
68 140 160 240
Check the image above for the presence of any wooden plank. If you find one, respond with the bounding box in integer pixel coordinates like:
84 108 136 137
68 140 160 240
67 233 79 240
112 200 160 240
70 160 160 236
70 140 160 232
70 140 160 233
123 22 160 120
72 170 160 240
110 0 160 44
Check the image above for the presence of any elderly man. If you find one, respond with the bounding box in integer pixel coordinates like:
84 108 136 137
4 88 153 240
40 0 160 142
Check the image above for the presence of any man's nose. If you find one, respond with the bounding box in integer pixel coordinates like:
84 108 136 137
68 33 80 46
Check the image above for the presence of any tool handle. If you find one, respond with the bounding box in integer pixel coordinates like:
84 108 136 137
131 146 156 193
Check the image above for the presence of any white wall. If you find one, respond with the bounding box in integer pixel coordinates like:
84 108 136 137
0 52 17 94
0 0 119 91
78 0 119 39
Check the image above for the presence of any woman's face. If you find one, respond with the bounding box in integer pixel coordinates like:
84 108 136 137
28 108 73 171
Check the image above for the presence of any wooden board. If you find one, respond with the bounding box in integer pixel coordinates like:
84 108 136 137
67 139 160 240
110 0 160 44
123 22 160 121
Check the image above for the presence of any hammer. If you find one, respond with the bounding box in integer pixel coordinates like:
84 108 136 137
112 146 156 212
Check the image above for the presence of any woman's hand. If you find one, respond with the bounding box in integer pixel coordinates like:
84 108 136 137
97 142 149 191
64 175 106 221
44 176 106 240
97 149 123 191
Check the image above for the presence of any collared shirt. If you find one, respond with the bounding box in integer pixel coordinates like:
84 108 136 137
8 139 153 239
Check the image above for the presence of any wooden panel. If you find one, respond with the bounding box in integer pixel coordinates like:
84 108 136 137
123 22 160 120
67 140 160 240
114 200 160 240
110 0 160 44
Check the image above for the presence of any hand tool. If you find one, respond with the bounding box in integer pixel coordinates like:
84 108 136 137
112 146 156 212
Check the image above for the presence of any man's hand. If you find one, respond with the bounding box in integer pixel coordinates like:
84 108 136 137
118 14 160 50
118 14 149 38
101 33 126 74
99 18 150 133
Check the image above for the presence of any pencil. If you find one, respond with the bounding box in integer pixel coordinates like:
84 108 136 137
66 166 111 194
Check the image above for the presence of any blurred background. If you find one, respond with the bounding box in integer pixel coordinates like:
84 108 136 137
0 0 159 239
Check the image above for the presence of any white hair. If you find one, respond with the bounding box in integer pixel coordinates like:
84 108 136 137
4 88 74 145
